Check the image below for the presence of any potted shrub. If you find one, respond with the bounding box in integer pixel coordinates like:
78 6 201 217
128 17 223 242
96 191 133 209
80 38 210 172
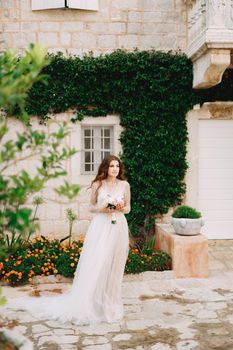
171 205 204 236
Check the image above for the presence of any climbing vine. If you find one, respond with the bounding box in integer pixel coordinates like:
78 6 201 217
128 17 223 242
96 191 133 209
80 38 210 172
24 50 198 235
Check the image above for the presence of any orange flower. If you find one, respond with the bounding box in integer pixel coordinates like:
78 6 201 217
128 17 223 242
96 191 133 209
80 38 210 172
0 263 4 270
70 263 75 267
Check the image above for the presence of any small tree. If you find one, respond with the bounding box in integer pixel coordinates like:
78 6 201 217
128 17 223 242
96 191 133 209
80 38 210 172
0 45 80 257
64 208 77 246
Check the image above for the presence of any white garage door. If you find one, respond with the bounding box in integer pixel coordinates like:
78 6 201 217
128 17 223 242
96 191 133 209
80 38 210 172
198 120 233 239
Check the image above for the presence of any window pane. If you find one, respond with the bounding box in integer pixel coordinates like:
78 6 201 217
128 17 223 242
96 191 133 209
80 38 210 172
85 163 91 172
104 129 110 137
84 129 91 137
104 151 110 158
84 138 91 149
85 152 91 163
104 138 110 149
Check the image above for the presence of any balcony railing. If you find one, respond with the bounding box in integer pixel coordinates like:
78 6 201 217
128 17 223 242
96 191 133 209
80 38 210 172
184 0 233 88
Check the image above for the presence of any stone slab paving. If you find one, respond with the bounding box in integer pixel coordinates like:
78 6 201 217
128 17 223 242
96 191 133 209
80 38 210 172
1 240 233 350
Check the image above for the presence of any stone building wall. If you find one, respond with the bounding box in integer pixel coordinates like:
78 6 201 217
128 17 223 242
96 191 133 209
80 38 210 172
1 0 187 54
1 0 188 238
5 113 123 240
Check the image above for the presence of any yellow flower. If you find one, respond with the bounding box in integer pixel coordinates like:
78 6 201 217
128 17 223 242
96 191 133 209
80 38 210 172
70 263 75 267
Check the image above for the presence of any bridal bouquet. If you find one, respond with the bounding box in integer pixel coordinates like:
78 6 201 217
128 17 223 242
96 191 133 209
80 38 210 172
100 195 124 224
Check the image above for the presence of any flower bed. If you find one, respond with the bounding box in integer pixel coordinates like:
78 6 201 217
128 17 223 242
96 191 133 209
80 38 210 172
0 236 171 287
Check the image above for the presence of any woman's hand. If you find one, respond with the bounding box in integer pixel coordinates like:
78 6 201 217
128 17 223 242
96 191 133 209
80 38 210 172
116 203 124 212
99 207 116 213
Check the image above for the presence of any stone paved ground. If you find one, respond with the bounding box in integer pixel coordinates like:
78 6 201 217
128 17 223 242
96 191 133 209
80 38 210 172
1 240 233 350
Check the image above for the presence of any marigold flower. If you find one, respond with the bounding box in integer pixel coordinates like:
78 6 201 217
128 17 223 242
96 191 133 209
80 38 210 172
70 263 75 267
0 263 4 270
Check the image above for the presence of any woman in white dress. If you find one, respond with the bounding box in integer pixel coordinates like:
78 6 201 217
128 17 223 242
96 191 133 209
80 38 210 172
7 155 131 325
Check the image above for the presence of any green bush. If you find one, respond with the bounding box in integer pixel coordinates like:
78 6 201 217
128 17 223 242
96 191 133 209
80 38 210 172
0 235 171 286
172 205 201 219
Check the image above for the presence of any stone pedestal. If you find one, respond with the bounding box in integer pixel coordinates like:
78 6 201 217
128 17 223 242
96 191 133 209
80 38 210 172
155 223 208 278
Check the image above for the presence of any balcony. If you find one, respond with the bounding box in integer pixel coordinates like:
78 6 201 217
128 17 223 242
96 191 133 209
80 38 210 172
185 0 233 89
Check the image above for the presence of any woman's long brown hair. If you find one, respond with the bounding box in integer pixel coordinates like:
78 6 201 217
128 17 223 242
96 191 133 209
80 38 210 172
91 155 125 193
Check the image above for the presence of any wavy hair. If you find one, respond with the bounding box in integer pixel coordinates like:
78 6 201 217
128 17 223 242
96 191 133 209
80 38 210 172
91 155 125 192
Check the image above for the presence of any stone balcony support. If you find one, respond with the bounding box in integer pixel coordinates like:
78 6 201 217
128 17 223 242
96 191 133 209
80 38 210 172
184 0 233 89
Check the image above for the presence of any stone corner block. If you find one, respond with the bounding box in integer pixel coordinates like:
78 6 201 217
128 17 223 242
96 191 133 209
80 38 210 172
155 223 209 278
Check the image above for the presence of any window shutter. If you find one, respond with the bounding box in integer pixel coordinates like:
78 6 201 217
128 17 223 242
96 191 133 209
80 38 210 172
67 0 99 11
32 0 64 10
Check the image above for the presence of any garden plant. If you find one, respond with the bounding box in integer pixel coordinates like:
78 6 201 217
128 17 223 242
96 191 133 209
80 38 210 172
0 235 171 286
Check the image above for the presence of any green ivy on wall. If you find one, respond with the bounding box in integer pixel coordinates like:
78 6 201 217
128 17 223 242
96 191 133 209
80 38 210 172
26 50 197 235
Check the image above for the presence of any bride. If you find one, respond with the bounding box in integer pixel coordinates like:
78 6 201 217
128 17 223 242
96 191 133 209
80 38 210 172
6 155 131 325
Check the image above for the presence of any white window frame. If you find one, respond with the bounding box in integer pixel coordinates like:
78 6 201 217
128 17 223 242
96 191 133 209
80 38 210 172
70 115 123 186
81 125 114 175
31 0 99 11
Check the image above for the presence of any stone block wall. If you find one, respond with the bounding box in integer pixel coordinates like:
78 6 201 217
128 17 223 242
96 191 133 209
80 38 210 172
5 114 122 239
1 0 187 54
1 0 188 239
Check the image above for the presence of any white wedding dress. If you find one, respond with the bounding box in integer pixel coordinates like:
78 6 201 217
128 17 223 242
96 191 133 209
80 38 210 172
6 180 130 325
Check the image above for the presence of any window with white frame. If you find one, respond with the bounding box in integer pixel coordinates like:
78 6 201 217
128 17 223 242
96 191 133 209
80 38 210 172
81 126 113 174
32 0 98 11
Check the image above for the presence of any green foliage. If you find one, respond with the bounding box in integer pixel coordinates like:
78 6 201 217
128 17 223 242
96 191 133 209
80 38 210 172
172 205 202 219
0 287 6 306
0 45 80 255
0 122 80 250
19 50 198 235
0 43 48 122
61 208 78 246
125 235 171 273
0 235 171 286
